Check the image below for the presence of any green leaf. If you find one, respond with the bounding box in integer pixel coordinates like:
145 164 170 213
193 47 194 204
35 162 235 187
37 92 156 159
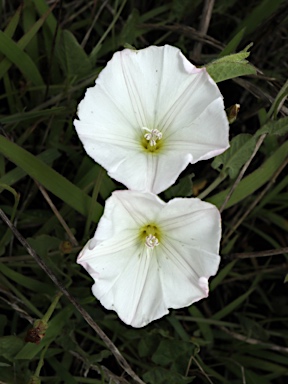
0 315 7 336
0 148 60 190
0 336 24 361
56 30 92 80
212 288 254 320
256 116 288 137
0 8 50 80
0 107 66 124
152 339 196 372
253 208 288 231
188 306 214 344
31 0 58 34
236 314 269 340
15 306 74 360
164 174 193 199
143 367 194 384
219 28 246 57
0 263 52 294
49 357 78 384
138 332 161 358
166 315 190 341
119 9 140 46
206 44 256 83
0 362 11 367
211 134 256 179
231 0 286 37
0 31 44 86
170 0 199 21
233 355 288 374
207 140 288 209
3 5 22 37
210 260 237 291
23 1 39 61
0 135 103 222
27 235 62 258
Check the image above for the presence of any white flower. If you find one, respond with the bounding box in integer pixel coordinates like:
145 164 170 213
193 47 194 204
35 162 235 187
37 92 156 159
77 190 221 328
74 45 229 194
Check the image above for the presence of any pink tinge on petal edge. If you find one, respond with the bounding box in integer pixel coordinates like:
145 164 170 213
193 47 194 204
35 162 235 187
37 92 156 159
198 276 209 297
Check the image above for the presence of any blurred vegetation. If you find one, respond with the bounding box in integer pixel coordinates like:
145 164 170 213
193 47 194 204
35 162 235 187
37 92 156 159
0 0 287 383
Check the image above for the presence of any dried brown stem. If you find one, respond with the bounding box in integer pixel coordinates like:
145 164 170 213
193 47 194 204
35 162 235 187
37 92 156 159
192 0 215 61
0 208 145 384
0 287 34 324
35 181 78 247
69 350 131 384
140 23 224 50
223 157 288 242
221 326 288 353
229 247 288 259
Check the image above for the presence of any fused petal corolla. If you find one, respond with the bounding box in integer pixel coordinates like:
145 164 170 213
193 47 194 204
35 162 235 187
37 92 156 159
74 45 230 194
77 190 221 328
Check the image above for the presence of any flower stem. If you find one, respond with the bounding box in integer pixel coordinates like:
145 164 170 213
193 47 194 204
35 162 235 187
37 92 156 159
42 291 62 323
197 173 227 200
27 344 49 384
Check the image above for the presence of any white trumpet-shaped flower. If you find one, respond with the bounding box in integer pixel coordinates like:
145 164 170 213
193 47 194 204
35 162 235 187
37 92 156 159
77 190 221 328
74 45 229 194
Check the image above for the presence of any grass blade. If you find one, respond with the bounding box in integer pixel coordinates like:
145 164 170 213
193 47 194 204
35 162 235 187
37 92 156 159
0 135 103 222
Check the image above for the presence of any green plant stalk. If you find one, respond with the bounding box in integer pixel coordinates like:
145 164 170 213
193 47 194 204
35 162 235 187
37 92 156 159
267 79 288 120
92 0 128 54
42 291 62 323
198 172 227 200
27 344 49 384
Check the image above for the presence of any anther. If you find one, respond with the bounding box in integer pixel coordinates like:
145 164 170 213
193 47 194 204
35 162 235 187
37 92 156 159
142 127 162 147
145 234 159 249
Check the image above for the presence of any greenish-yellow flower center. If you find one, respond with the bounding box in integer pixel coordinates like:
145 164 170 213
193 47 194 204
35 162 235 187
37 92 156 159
139 224 161 249
141 127 163 153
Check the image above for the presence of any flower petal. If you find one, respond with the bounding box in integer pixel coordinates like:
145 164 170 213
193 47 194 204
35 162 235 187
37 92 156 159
89 190 165 247
78 191 222 327
158 242 220 308
78 231 167 328
164 97 230 162
159 197 221 254
74 45 229 193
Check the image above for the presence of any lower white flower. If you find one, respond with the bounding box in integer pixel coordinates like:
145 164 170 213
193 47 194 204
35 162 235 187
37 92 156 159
78 190 221 328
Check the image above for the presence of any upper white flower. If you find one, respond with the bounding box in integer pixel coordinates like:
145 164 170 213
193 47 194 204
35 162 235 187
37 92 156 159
74 45 229 194
77 190 221 328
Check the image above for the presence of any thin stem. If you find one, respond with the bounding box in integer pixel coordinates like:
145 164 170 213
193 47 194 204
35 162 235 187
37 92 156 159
223 158 287 243
42 291 62 323
0 208 146 384
220 133 267 213
35 344 49 377
229 247 288 259
192 0 215 61
35 181 78 247
198 173 227 200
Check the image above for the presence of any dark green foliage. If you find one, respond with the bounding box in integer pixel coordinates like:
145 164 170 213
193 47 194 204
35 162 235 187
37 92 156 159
0 0 287 383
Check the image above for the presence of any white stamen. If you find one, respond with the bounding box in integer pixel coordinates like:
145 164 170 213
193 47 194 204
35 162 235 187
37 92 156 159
142 127 162 146
145 234 159 249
